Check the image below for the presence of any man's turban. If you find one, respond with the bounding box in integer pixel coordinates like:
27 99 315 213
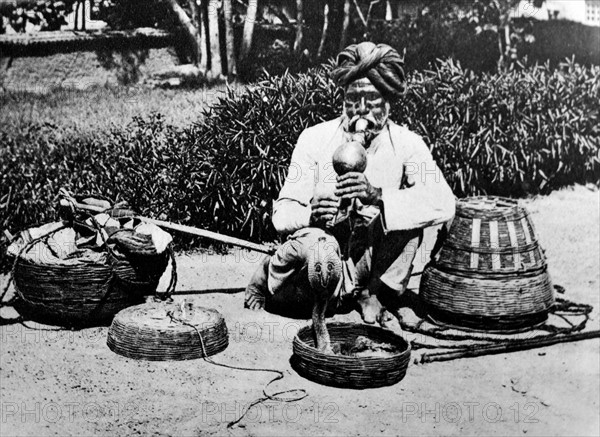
332 42 406 100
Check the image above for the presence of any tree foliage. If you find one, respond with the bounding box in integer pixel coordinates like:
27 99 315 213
0 0 551 77
1 0 77 33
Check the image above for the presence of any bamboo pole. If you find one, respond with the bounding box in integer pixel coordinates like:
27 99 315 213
58 199 276 255
144 217 275 254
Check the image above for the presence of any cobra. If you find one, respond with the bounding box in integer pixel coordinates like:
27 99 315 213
306 235 343 352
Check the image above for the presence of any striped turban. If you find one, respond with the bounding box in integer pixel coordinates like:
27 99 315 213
332 42 406 100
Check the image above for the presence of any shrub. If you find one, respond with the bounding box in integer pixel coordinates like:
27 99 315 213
393 58 600 196
1 60 599 272
0 115 203 270
187 66 342 241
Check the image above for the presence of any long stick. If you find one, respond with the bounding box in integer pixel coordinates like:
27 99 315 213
419 330 600 364
144 217 275 255
59 199 276 255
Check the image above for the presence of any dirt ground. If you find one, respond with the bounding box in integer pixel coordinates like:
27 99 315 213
1 185 599 437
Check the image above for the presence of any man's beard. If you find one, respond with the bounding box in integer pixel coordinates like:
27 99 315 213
343 112 389 146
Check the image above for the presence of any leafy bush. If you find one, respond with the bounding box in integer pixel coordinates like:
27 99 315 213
394 59 599 196
0 115 199 270
0 0 77 33
188 66 342 240
1 60 599 271
94 0 176 30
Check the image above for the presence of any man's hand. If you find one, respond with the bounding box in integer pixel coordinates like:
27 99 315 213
309 192 339 228
335 172 382 205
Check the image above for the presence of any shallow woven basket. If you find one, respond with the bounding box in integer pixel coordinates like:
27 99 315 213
292 322 411 389
421 196 555 332
10 222 169 327
107 301 228 361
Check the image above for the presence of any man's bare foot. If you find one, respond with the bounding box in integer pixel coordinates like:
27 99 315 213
379 309 395 325
244 256 270 310
355 289 393 325
380 313 403 335
244 285 266 310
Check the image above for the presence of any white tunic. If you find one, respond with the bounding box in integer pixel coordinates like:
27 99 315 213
272 117 456 234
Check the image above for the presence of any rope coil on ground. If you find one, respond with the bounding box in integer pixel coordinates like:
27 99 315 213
167 312 308 429
401 288 597 363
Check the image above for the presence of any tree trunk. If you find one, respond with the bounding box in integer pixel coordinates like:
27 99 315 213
223 0 236 78
365 0 381 26
186 0 203 65
293 0 304 54
207 0 223 79
339 0 350 51
240 0 257 62
385 0 392 20
504 22 511 62
81 0 85 31
200 0 209 72
73 1 80 30
317 1 330 59
164 0 202 66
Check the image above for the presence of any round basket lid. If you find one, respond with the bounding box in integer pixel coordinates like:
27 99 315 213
456 196 526 220
107 301 228 361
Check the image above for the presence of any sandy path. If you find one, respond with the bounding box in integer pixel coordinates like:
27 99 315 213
1 185 598 436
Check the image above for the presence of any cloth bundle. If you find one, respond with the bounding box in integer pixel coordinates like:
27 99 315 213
7 214 172 264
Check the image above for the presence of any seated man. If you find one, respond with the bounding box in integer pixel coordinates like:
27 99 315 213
245 42 455 329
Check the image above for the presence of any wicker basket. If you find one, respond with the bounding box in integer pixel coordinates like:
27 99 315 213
107 301 228 361
292 322 411 389
9 221 169 327
420 196 555 332
437 197 547 275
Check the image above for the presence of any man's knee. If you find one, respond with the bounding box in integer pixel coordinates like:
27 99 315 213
368 228 423 294
275 227 338 264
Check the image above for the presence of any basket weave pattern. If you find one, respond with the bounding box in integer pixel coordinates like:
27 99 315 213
421 196 555 331
292 322 411 389
107 302 229 361
11 222 169 326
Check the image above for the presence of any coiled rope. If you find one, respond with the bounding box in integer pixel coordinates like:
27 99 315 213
167 312 307 428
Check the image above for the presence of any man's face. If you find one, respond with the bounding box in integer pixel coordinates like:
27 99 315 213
343 77 390 144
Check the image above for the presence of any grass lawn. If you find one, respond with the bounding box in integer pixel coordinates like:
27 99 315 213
0 83 246 137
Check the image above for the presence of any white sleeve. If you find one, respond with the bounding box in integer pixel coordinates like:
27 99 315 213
379 136 455 231
272 129 316 235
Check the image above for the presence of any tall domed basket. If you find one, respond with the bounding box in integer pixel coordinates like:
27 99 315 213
420 197 555 332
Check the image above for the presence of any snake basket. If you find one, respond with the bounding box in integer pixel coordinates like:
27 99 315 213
292 322 411 389
8 221 169 327
107 301 228 361
420 196 555 332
